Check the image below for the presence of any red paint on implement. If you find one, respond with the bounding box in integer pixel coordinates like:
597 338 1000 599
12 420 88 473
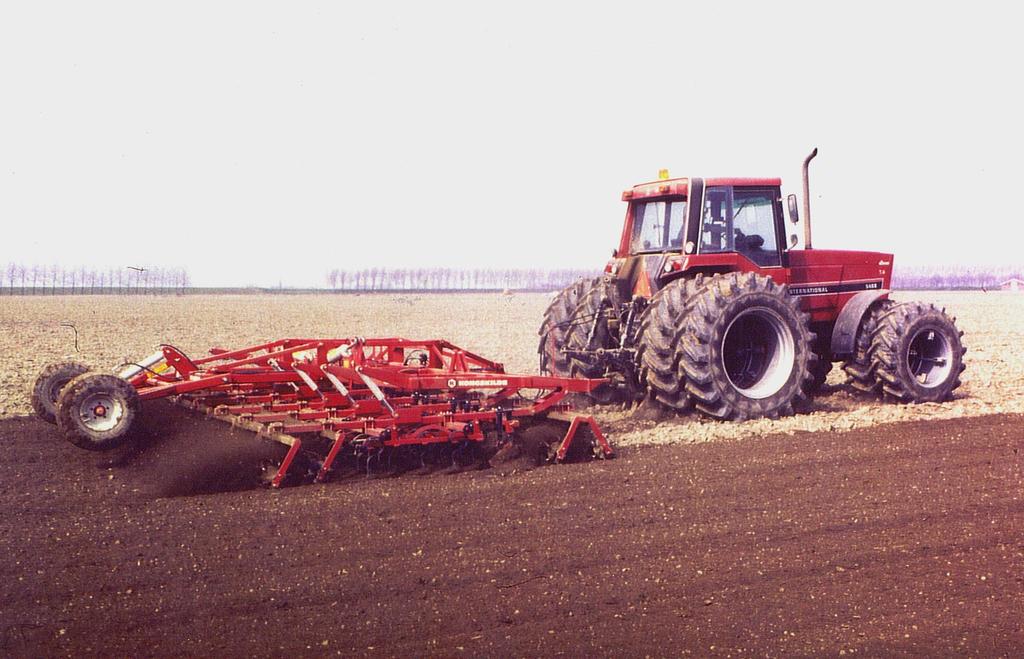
123 337 613 485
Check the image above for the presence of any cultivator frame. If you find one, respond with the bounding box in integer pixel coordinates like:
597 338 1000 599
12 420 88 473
111 337 613 486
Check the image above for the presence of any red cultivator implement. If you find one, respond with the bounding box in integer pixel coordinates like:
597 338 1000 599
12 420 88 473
34 338 614 486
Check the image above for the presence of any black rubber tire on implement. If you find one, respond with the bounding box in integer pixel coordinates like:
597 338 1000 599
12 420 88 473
31 361 90 424
636 274 709 411
538 278 594 376
678 272 815 420
869 302 966 403
564 278 624 403
841 298 896 393
55 372 140 451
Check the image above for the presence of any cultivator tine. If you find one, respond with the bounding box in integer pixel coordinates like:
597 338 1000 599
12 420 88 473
366 445 385 477
270 437 303 488
316 432 346 482
546 410 616 461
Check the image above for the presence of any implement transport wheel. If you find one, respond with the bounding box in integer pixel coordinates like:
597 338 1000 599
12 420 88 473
56 373 140 451
842 298 896 393
31 361 90 424
636 274 708 411
679 272 815 420
538 278 593 376
869 302 965 402
565 278 623 404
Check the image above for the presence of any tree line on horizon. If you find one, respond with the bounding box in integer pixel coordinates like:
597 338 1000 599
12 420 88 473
0 263 191 295
1 263 1020 295
324 267 597 291
323 265 1023 292
891 264 1023 290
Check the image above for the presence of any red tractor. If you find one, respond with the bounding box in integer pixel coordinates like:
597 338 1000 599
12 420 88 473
539 149 966 420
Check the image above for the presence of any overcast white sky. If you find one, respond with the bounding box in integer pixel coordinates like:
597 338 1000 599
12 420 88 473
1 2 1021 286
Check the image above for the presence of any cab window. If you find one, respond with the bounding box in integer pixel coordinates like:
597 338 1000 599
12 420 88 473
699 186 781 267
630 199 687 253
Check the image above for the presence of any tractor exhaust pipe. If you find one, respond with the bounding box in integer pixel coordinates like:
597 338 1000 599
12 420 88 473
802 147 818 249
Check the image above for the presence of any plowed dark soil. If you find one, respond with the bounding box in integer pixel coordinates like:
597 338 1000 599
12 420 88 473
2 405 1023 656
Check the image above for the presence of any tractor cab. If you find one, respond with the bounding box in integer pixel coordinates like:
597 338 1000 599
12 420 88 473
540 149 961 423
607 174 788 300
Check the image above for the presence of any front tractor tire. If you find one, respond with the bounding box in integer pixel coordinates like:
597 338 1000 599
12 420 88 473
55 373 140 451
564 278 624 403
31 361 90 424
870 302 965 403
679 272 815 420
538 278 594 377
636 274 708 411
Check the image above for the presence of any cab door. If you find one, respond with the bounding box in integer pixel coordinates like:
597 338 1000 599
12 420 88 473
699 185 784 269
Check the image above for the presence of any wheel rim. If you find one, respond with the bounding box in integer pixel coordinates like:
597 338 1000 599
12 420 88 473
906 327 953 388
78 392 125 432
722 308 796 399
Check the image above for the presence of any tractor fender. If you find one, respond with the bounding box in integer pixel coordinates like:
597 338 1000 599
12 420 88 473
829 289 891 358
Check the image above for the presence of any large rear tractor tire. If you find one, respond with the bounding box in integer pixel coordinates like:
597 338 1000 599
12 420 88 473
538 278 593 377
869 302 965 402
31 361 90 424
636 274 709 411
56 373 140 451
679 272 815 420
842 298 896 393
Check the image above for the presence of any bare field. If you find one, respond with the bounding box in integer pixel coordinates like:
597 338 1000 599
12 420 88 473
1 291 1021 446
